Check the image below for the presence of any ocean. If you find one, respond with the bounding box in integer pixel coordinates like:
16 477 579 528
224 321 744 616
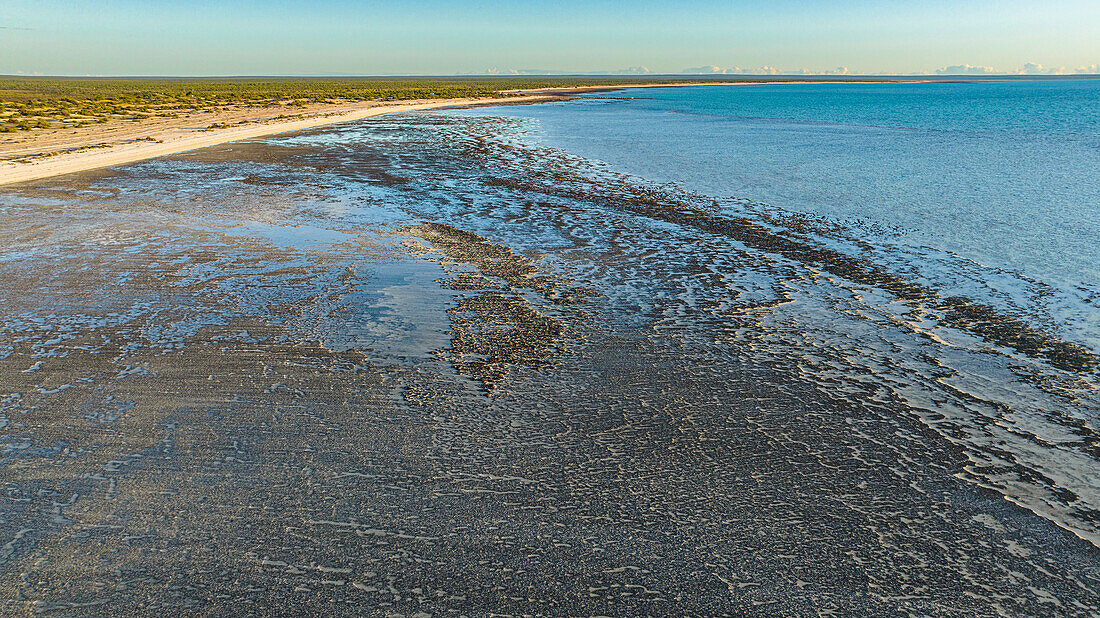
460 80 1100 350
1 79 1098 613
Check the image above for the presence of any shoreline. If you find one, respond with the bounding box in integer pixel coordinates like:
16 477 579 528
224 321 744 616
0 77 1024 186
1 77 1098 612
0 78 939 186
3 75 1094 186
0 94 559 185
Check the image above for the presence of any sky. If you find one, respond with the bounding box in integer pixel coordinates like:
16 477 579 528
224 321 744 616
2 0 1098 76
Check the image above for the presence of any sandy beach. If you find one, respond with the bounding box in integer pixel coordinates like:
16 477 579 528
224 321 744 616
0 79 932 187
0 94 556 185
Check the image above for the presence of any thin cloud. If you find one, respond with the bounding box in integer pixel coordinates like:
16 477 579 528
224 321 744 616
682 65 854 76
1014 62 1098 75
681 62 1099 76
933 63 1100 75
681 65 780 75
482 67 652 76
934 64 996 75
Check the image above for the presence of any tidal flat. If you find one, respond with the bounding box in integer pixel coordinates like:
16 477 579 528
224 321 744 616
0 110 1098 616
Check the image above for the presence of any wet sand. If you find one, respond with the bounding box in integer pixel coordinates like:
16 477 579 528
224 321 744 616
0 110 1098 616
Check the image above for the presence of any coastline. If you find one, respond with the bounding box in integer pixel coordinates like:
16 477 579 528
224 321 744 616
0 94 558 185
0 77 1007 186
0 78 940 187
2 76 1091 186
1 79 1098 613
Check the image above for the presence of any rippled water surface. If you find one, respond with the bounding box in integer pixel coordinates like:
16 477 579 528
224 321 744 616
1 83 1099 615
468 80 1100 348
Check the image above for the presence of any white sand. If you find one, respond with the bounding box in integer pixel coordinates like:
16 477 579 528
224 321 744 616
0 96 548 185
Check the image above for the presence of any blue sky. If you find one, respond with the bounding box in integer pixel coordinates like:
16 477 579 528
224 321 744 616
2 0 1098 76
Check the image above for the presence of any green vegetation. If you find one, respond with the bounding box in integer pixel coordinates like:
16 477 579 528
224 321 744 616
0 75 745 134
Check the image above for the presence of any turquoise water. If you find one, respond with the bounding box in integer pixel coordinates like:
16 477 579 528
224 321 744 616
464 80 1100 350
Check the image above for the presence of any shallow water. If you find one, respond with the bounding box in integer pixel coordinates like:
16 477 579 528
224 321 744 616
0 89 1098 615
463 81 1100 350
